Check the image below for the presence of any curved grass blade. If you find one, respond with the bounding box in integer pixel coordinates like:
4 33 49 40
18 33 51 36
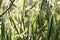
25 1 38 16
47 15 53 40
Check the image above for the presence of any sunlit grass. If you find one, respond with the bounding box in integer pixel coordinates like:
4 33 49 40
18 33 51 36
0 0 60 40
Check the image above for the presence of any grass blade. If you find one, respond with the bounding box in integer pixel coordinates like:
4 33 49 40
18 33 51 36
1 17 5 40
47 15 53 40
9 17 20 34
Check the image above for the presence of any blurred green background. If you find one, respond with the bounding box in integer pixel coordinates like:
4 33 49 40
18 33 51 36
0 0 60 40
